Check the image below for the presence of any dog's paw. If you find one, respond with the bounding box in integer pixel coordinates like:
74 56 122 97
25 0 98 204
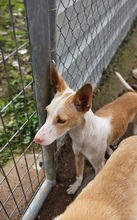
67 182 79 194
66 176 83 194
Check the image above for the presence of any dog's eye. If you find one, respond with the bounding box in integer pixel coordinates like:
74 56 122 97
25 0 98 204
57 117 66 124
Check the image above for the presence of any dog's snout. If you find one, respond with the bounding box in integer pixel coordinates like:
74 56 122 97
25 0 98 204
34 136 43 144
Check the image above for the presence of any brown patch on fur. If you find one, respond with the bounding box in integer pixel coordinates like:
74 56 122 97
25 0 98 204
75 155 85 177
52 95 84 133
56 136 137 220
50 61 68 93
96 92 137 144
73 83 92 113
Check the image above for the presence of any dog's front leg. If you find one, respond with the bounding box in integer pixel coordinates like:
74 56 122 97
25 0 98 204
67 154 85 194
87 152 105 176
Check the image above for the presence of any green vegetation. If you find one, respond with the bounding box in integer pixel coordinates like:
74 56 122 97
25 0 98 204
0 91 38 165
0 0 38 165
0 0 27 55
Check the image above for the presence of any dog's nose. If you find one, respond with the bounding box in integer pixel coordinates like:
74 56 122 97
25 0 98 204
33 136 43 144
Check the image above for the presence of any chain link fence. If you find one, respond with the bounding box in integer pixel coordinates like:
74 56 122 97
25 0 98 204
0 0 137 219
0 1 44 219
56 0 137 89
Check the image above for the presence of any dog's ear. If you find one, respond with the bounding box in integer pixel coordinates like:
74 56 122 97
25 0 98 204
73 83 92 113
50 60 68 93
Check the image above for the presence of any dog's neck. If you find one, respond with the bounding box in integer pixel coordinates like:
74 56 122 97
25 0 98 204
69 109 110 143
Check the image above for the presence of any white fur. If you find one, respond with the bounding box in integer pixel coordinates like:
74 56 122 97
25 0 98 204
34 94 111 194
35 88 74 145
69 111 111 170
34 69 137 195
66 111 111 194
115 71 134 92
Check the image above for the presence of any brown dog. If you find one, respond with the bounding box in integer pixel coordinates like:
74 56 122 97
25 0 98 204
53 136 137 220
34 62 137 194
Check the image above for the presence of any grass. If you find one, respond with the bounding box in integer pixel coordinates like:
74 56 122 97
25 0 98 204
0 0 27 55
0 0 38 165
0 76 39 165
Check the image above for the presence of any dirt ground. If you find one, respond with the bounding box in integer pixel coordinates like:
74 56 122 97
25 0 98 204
0 152 44 220
36 20 137 220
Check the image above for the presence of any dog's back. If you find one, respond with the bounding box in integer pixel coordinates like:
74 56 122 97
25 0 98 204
95 92 137 144
54 136 137 220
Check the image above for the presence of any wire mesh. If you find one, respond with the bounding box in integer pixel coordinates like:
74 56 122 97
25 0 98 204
0 0 137 219
0 0 44 219
56 0 137 91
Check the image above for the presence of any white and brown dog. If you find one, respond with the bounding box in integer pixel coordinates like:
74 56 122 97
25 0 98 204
53 136 137 220
34 61 137 194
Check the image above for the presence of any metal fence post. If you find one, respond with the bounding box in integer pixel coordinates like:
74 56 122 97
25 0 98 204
25 0 56 182
49 0 57 62
22 0 56 219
